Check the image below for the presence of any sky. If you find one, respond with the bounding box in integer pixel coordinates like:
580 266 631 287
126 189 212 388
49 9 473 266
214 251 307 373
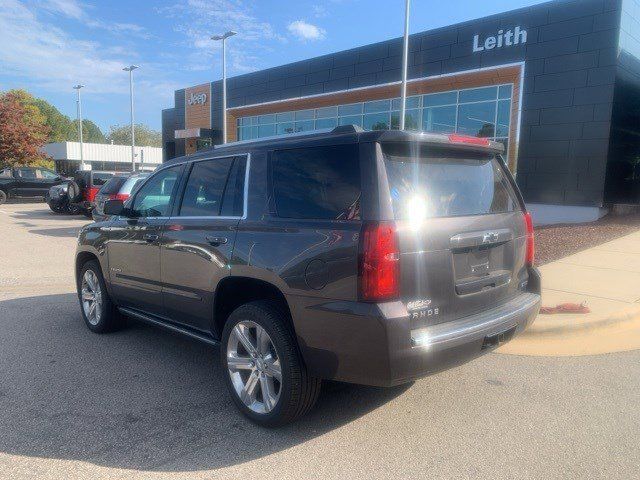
0 0 550 133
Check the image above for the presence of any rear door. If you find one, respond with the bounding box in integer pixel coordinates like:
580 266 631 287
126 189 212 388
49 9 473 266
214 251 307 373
379 142 528 328
160 155 247 332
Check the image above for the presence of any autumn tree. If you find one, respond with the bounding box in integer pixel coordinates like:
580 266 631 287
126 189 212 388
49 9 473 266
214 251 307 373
0 91 51 168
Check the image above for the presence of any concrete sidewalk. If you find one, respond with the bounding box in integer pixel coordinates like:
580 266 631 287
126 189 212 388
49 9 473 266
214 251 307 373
499 229 640 356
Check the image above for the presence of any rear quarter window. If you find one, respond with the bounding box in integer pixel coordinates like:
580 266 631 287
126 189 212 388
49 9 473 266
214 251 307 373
99 177 127 195
382 143 520 219
272 144 361 220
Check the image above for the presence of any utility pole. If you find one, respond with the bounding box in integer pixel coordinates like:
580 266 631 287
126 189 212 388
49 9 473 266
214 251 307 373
399 0 411 130
211 31 237 144
123 65 139 171
73 84 85 170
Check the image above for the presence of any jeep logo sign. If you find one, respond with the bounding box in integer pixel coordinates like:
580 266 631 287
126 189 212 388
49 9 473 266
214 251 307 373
188 92 207 106
473 26 527 53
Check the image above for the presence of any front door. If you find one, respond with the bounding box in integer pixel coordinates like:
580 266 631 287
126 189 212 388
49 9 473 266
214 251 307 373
161 155 247 332
107 165 183 316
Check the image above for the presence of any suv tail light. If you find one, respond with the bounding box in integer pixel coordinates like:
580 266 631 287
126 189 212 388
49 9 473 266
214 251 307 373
359 222 400 302
523 211 535 266
448 134 490 147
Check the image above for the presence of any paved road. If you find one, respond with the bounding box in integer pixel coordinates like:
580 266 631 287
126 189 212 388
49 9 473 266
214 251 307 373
1 203 639 479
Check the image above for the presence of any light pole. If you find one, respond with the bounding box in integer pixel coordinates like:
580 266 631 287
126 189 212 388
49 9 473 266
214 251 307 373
399 0 410 131
73 84 85 170
211 31 236 144
123 65 139 171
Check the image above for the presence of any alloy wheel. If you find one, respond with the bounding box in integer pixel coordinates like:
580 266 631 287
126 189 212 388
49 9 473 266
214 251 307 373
226 321 282 414
81 270 103 326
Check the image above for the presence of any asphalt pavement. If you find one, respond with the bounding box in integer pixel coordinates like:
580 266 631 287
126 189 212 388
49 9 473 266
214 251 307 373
0 203 639 479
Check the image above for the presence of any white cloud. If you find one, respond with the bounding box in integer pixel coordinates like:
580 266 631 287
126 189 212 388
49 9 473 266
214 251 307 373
287 20 326 41
312 5 328 18
41 0 84 20
158 0 285 74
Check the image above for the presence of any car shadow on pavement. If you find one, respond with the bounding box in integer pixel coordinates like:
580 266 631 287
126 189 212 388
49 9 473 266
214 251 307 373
9 207 87 222
28 227 84 238
0 293 411 473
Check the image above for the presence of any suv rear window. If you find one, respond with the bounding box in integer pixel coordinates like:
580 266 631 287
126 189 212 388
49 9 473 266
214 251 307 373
272 144 361 220
92 173 115 186
382 143 519 219
99 176 127 195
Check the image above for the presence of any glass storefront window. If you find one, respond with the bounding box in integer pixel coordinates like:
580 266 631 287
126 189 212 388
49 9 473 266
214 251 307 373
496 100 511 137
363 112 390 130
364 99 390 113
316 117 337 129
423 91 457 107
316 106 337 118
457 102 496 137
294 120 314 132
236 84 514 162
338 115 363 127
277 123 295 135
277 112 294 122
258 124 276 137
459 86 497 103
423 105 456 133
295 109 315 121
338 103 363 116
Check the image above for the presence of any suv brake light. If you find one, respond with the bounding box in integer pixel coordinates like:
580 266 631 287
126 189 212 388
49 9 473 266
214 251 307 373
448 134 490 147
114 193 130 202
523 211 535 266
359 222 400 302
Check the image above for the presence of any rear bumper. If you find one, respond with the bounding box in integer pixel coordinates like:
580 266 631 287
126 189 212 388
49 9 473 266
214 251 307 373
291 275 541 387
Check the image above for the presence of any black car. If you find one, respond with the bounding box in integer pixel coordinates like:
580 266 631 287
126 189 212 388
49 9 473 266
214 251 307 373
75 126 541 426
47 170 122 216
0 166 65 204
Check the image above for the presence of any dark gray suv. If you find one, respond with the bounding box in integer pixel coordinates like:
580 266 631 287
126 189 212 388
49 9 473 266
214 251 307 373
75 126 541 426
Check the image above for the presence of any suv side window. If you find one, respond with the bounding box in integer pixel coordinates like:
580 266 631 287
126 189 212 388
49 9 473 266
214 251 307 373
179 157 234 217
17 168 36 179
0 169 11 178
130 166 182 218
178 156 246 217
38 169 58 179
272 144 361 220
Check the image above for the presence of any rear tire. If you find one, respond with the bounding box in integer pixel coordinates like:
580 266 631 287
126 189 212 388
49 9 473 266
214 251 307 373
77 260 123 333
68 203 81 215
49 203 65 214
0 190 6 205
221 301 321 427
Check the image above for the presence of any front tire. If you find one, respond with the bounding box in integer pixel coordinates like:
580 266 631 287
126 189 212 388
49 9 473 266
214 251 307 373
221 301 321 427
78 260 123 333
0 190 7 205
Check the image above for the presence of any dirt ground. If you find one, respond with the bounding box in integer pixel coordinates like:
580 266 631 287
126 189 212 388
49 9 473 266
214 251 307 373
535 213 640 265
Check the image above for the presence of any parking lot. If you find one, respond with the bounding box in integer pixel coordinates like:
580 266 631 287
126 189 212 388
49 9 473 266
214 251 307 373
1 202 639 479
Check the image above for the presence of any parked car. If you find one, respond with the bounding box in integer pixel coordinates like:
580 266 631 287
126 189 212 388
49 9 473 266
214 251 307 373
92 172 150 222
74 126 541 426
0 166 66 204
46 170 122 216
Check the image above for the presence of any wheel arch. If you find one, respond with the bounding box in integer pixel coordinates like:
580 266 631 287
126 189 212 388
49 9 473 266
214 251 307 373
213 276 295 340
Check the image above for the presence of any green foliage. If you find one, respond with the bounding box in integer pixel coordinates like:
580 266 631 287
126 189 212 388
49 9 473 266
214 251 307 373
106 124 162 147
67 119 107 143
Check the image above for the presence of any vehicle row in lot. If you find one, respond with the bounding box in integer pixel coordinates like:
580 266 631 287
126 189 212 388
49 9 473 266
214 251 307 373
74 126 541 426
0 166 65 204
46 170 123 217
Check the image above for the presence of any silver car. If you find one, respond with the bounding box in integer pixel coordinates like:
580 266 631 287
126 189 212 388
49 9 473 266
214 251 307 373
92 173 150 222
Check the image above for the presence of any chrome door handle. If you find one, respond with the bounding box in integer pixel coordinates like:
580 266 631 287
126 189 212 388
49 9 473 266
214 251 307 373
143 234 159 242
206 236 228 246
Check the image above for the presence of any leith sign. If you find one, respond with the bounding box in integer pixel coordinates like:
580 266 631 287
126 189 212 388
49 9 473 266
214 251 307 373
473 26 528 53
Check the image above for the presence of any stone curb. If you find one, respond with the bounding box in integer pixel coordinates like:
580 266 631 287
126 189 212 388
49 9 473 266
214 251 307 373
521 303 640 337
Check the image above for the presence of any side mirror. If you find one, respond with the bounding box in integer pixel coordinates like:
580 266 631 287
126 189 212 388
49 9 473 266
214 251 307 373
103 199 125 216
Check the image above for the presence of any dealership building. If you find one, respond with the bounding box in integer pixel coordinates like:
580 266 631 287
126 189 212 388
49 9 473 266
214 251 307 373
162 0 640 224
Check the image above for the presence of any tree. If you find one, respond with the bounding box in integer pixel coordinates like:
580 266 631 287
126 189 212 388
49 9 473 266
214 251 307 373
7 89 106 144
106 124 162 147
67 119 107 144
0 91 51 168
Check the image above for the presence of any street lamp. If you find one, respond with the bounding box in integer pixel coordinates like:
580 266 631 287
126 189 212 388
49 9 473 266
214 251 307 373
211 31 236 144
123 65 139 171
399 0 410 131
73 84 85 170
